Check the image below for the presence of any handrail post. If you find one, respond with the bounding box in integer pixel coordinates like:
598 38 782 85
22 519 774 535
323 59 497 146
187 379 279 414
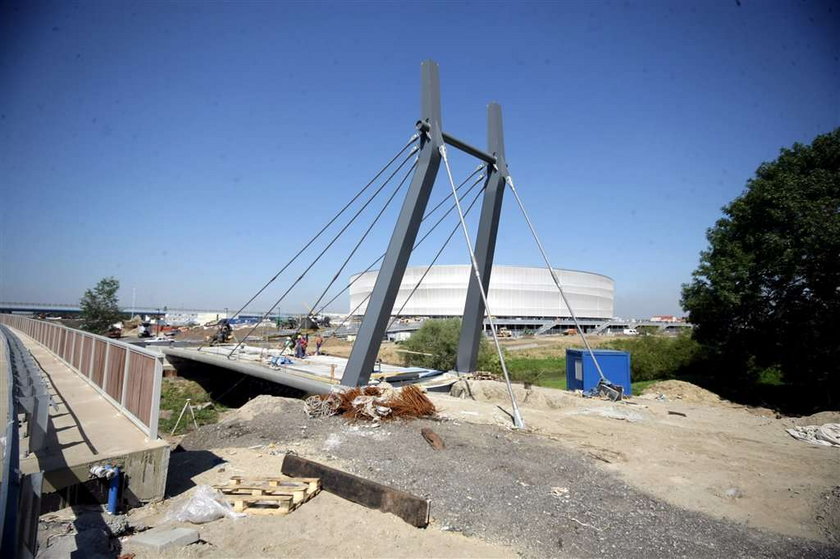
103 343 112 395
148 357 163 439
120 348 131 407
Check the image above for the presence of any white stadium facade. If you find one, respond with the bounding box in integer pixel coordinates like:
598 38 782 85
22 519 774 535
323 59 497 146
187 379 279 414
349 265 614 335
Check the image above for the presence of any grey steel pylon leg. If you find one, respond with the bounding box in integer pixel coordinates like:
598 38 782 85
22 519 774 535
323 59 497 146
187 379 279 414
456 103 509 373
342 60 444 387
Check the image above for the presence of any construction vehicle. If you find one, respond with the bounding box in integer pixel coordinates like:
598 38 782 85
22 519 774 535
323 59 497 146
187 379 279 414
209 319 233 345
138 322 152 338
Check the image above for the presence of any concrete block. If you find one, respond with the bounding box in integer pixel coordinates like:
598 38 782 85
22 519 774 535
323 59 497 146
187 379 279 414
129 527 199 552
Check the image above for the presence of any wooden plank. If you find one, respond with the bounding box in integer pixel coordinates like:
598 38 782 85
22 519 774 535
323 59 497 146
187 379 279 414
229 475 321 492
218 487 307 503
223 494 294 503
281 455 430 528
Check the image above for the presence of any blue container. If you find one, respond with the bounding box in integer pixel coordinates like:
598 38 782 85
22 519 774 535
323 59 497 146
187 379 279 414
566 349 631 395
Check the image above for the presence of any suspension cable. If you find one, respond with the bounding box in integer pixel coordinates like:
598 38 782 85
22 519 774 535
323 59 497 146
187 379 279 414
440 145 524 428
384 180 487 334
422 164 483 222
505 175 608 383
226 134 419 322
312 171 486 319
299 159 417 334
226 152 419 358
334 175 487 336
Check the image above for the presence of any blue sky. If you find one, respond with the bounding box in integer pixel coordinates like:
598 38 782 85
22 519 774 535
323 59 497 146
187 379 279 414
1 0 837 318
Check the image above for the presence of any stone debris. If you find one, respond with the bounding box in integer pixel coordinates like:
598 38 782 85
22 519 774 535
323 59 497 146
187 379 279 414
128 527 199 552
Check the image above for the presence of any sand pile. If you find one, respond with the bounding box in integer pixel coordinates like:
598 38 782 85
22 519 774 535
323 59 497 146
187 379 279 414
639 380 724 405
227 394 304 421
449 379 576 410
787 410 840 427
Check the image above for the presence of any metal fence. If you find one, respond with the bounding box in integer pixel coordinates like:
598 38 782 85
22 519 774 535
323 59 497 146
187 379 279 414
0 315 163 440
0 324 45 558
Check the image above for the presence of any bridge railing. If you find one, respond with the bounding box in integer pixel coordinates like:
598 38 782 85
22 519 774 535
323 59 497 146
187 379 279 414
0 314 163 440
0 325 47 556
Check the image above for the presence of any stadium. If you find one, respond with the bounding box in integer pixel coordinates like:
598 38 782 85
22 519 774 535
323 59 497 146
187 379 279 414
349 265 614 334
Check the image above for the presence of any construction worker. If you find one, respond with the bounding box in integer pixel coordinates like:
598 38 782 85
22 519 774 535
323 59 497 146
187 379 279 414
315 334 324 355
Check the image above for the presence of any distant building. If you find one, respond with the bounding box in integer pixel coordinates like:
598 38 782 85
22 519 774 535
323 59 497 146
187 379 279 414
650 315 683 323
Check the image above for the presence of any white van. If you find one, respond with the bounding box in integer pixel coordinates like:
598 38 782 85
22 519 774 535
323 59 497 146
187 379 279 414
622 328 639 336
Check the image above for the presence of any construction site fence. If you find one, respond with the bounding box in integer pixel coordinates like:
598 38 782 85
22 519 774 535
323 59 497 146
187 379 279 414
0 314 163 440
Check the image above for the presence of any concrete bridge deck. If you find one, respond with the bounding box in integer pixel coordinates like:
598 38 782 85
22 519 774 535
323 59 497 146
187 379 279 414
7 330 169 505
163 346 457 393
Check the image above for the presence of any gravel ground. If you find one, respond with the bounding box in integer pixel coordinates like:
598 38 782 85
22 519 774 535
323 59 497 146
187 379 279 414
179 398 839 558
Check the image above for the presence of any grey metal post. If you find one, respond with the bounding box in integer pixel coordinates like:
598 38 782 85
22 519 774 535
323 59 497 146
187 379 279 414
69 331 76 369
29 386 49 452
18 471 43 558
86 334 95 377
148 357 163 439
341 60 444 387
103 343 111 394
456 103 509 373
120 348 131 406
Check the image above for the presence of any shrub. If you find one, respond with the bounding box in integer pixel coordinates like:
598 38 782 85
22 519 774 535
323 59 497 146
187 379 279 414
603 332 701 382
402 318 500 373
504 356 566 386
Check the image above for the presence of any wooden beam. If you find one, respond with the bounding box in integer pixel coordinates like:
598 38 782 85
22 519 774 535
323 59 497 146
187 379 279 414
281 455 430 528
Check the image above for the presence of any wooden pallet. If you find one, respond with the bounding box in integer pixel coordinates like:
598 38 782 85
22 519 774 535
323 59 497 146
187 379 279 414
213 475 321 515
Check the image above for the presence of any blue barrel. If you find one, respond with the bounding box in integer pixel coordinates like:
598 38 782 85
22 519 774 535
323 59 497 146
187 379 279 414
566 349 631 395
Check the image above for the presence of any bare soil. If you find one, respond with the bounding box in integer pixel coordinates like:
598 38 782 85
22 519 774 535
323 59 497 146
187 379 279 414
40 365 838 557
104 381 840 558
441 380 840 544
496 334 625 358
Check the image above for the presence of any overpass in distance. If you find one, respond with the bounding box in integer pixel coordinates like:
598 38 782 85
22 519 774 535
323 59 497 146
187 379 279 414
0 302 282 318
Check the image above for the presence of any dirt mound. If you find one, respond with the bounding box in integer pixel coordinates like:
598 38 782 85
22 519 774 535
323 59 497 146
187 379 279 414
449 379 575 410
639 380 724 405
225 394 304 422
788 411 840 426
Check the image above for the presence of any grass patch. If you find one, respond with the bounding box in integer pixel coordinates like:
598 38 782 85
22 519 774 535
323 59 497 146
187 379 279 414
505 356 566 388
159 377 226 435
539 375 567 390
505 355 667 396
630 379 660 395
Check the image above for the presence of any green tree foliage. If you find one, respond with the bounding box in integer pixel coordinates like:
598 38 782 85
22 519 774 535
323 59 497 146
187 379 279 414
681 129 840 402
80 277 122 334
604 332 701 382
402 318 499 372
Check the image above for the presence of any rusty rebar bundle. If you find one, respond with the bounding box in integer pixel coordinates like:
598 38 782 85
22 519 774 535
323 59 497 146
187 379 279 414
305 384 436 422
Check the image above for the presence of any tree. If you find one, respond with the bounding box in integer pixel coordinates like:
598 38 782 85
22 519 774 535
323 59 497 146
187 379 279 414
80 277 123 334
402 318 499 373
681 129 840 403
